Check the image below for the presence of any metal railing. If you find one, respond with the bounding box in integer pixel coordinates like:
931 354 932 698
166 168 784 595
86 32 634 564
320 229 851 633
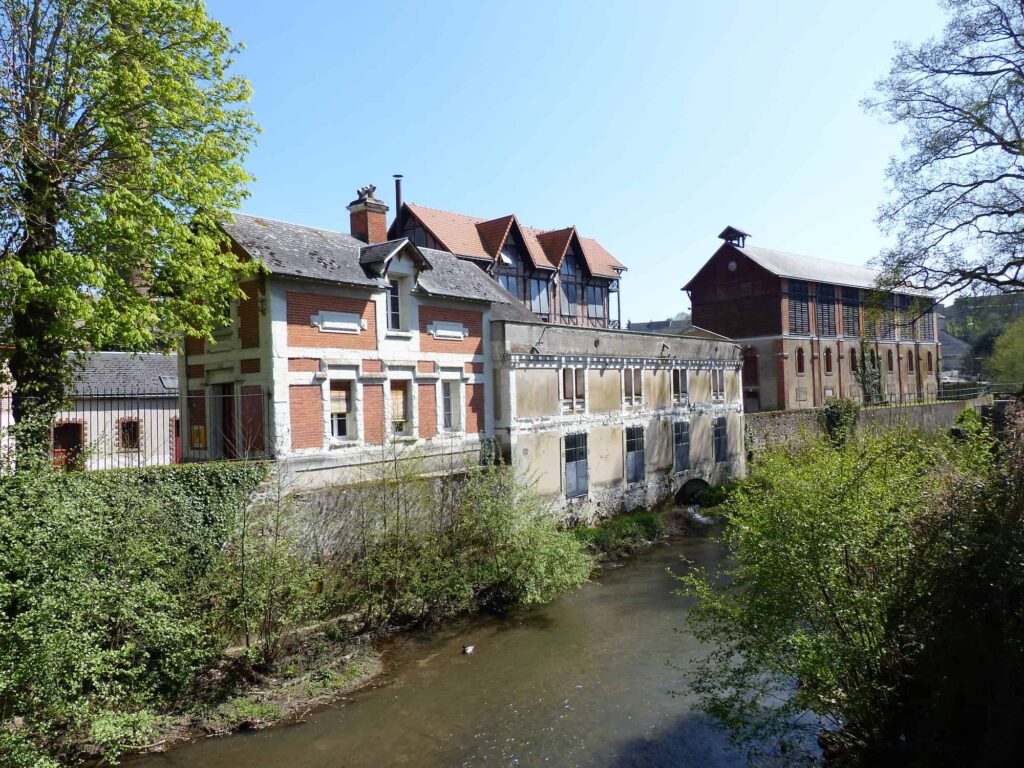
1 387 270 472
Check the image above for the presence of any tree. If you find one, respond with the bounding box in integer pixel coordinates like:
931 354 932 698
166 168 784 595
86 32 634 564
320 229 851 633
867 0 1024 300
0 0 258 424
988 314 1024 382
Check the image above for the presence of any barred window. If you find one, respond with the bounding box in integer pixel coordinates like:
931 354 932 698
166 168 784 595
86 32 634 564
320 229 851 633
919 311 936 342
673 420 690 472
788 280 810 335
565 433 589 498
881 297 896 340
713 417 728 464
816 284 837 337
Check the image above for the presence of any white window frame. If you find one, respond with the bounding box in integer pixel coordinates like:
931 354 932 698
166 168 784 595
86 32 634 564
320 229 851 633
623 367 643 407
561 367 586 413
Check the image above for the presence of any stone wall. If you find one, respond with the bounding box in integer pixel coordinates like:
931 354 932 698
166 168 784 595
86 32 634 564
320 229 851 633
746 396 991 455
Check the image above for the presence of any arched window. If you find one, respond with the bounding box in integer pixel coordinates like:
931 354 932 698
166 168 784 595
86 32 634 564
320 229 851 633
850 348 858 374
824 347 833 374
887 349 894 372
796 347 805 375
907 351 915 372
870 349 877 369
927 351 933 373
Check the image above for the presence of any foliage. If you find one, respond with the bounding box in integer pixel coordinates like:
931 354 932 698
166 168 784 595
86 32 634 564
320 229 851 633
987 315 1024 384
851 339 883 405
344 457 593 628
867 0 1024 298
818 398 860 445
676 426 995 764
692 481 740 509
575 510 664 556
0 0 258 415
0 448 265 766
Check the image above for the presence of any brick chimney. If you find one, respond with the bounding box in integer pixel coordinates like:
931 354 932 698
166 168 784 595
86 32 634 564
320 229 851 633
347 184 389 243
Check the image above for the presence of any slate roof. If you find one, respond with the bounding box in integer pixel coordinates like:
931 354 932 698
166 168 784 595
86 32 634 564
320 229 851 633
220 214 528 309
71 352 179 396
398 203 627 278
684 242 929 296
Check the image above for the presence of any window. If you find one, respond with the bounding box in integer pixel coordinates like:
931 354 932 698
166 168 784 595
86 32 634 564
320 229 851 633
565 433 588 498
498 273 520 300
927 351 934 373
442 380 462 431
529 278 550 314
796 347 806 375
887 349 894 372
188 391 207 450
624 367 643 406
842 288 861 337
118 418 140 451
919 311 936 342
711 368 725 401
673 421 690 472
562 367 586 412
908 350 915 372
713 416 727 464
824 347 833 375
788 280 810 335
881 298 896 340
559 249 583 318
330 381 350 439
850 348 858 375
816 284 837 337
625 426 645 484
870 349 878 369
391 381 410 435
586 285 607 319
672 368 688 403
387 280 402 330
400 219 438 249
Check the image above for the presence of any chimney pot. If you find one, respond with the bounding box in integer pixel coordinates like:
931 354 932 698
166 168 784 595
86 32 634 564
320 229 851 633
347 184 389 243
393 174 403 213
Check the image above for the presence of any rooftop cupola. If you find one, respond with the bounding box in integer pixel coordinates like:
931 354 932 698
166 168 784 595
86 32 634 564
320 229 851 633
348 184 389 244
718 225 750 248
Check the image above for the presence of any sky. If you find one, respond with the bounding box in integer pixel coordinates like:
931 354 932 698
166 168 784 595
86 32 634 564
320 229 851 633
206 0 950 324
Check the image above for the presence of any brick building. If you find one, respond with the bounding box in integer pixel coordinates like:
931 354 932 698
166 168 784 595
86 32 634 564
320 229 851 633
180 186 744 517
684 227 942 412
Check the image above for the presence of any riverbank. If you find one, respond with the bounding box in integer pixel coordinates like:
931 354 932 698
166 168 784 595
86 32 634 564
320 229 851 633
129 524 743 768
127 503 707 760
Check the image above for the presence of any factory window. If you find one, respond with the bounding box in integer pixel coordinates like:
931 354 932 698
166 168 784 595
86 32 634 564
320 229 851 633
625 425 645 484
565 433 589 498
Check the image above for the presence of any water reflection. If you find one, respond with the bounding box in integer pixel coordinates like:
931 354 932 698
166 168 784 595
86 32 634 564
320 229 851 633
138 528 742 768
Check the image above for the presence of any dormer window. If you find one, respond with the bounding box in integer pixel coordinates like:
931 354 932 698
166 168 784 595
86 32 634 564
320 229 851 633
559 248 583 318
387 279 402 330
496 234 525 301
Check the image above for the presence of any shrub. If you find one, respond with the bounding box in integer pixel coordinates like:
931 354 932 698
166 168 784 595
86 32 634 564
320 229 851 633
692 482 739 509
575 510 664 555
818 397 859 445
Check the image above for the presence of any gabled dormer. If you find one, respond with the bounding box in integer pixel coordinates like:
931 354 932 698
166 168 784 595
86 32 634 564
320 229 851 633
359 238 431 334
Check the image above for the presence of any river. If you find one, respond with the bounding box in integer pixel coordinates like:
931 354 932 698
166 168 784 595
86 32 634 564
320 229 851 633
139 528 743 768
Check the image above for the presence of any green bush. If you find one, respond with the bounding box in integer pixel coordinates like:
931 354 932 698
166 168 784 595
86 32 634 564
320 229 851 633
0 455 265 766
692 481 739 509
818 397 859 445
676 423 1007 763
575 510 664 555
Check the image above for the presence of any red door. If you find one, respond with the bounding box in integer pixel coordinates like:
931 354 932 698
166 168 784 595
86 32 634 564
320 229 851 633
53 422 84 470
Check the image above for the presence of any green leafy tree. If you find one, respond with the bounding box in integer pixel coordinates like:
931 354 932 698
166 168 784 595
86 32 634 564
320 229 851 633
0 0 258 423
867 0 1024 299
988 315 1024 383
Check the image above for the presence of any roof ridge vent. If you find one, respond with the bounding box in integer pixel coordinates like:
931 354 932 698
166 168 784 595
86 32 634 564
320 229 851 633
718 225 750 247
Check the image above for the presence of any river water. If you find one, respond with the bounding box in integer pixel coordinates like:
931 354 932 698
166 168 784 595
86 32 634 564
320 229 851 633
141 529 743 768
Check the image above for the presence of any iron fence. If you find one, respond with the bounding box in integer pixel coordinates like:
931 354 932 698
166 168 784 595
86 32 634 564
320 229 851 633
0 387 270 472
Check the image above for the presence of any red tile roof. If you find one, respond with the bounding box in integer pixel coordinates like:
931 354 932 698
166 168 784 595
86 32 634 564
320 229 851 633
399 203 626 278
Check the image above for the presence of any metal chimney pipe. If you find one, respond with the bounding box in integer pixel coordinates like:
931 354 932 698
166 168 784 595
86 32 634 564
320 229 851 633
393 174 403 212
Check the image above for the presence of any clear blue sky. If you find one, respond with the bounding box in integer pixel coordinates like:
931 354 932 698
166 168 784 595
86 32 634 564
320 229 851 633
207 0 948 323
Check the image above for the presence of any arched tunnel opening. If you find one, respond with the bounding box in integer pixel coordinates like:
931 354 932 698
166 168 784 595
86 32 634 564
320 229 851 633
675 478 710 505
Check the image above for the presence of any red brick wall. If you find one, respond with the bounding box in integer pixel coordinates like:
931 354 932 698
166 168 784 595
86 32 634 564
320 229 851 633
465 382 484 434
419 306 483 354
417 360 436 374
363 383 385 445
185 336 204 356
289 385 322 450
688 244 783 338
350 209 388 244
186 364 204 379
288 357 321 372
239 279 261 349
240 358 261 374
465 362 484 375
418 382 437 438
286 291 377 350
363 359 383 373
